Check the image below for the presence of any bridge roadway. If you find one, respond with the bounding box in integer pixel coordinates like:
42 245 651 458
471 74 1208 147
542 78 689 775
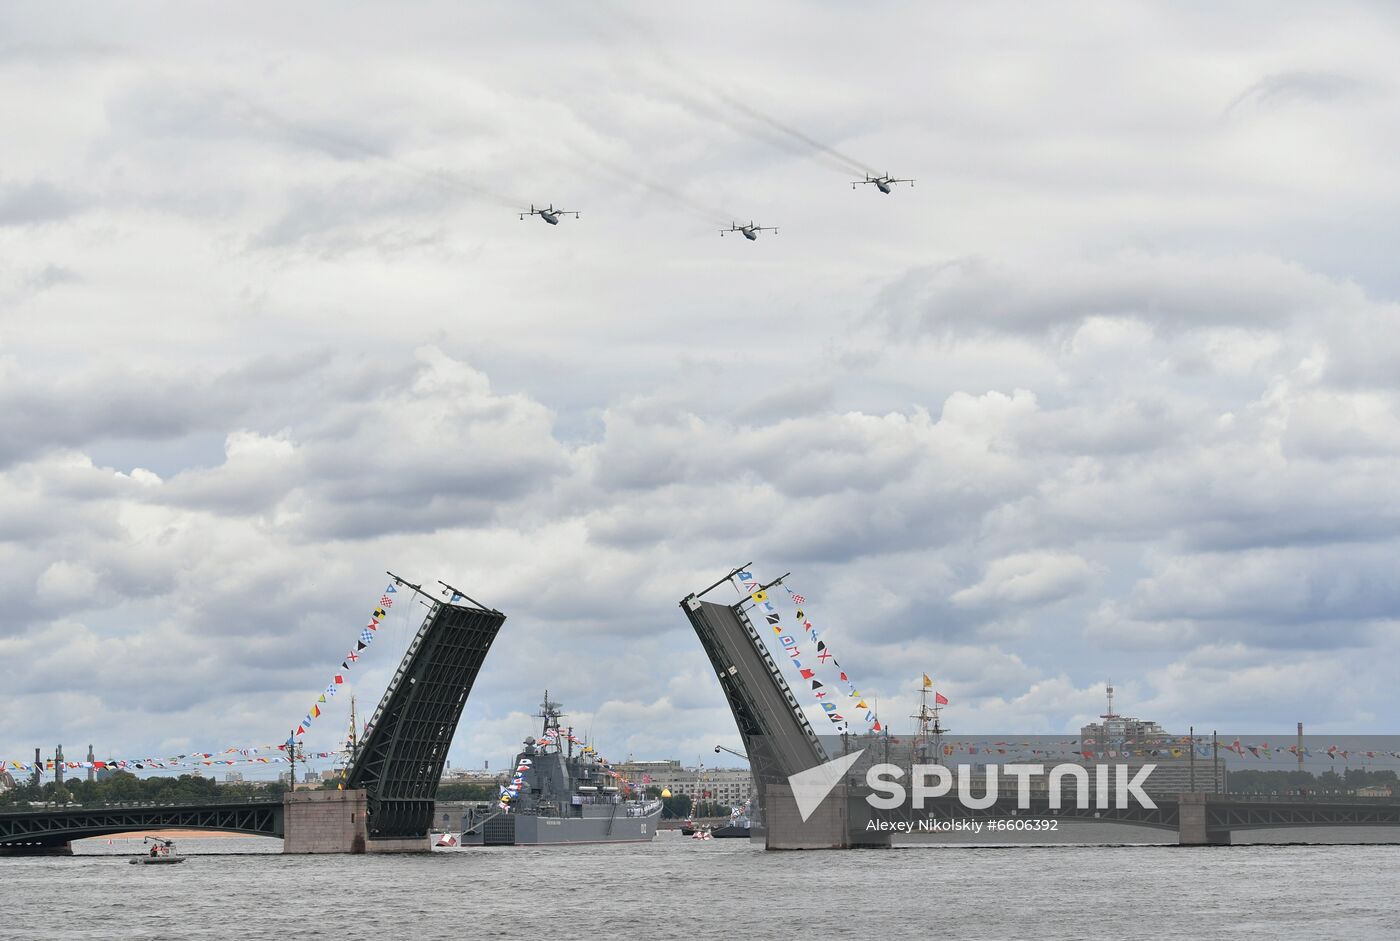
0 796 283 854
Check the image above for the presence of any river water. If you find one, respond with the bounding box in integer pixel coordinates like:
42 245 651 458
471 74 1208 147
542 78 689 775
6 833 1397 940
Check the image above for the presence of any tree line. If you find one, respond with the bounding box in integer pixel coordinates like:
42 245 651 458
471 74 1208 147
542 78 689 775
0 771 287 807
1227 767 1398 796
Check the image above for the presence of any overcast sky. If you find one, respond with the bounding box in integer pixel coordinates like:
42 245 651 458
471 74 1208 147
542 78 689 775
3 2 1399 774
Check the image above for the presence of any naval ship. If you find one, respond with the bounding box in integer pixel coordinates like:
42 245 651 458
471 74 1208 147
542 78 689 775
460 694 663 846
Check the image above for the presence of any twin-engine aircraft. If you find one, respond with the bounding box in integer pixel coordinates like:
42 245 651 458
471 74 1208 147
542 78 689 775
720 221 779 241
853 173 914 194
520 204 580 225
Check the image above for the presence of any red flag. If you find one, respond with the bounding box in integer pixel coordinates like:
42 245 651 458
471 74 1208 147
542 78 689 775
800 669 815 679
935 692 949 705
334 674 345 684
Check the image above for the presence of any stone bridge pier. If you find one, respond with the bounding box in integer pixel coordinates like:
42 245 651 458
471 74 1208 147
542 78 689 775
1177 792 1231 845
282 789 429 854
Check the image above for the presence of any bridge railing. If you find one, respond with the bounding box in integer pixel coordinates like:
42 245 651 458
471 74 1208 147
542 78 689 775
0 794 284 815
1213 791 1400 804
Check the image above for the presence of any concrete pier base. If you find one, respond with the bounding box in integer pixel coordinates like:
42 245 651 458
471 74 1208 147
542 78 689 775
282 789 431 853
1177 792 1231 845
284 788 369 854
764 783 849 850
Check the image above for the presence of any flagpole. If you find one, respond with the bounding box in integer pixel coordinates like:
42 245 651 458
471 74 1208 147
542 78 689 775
695 563 753 601
1212 730 1219 794
437 579 495 612
1189 725 1195 792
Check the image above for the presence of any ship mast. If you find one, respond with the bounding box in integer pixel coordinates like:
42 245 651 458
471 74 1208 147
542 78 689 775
537 691 569 755
348 695 358 762
911 676 946 766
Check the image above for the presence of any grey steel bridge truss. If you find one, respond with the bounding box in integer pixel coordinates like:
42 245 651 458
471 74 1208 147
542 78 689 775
681 580 828 799
343 594 506 841
0 798 282 850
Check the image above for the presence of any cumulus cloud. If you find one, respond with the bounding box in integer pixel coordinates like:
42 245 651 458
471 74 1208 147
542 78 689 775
951 552 1099 609
0 178 86 225
3 2 1400 769
871 252 1362 341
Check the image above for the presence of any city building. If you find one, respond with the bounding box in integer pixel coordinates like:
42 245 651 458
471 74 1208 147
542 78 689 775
224 771 245 784
1076 684 1229 795
440 766 502 784
610 760 754 806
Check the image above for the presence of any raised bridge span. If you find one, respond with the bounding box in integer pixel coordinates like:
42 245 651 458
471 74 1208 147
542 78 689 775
1 584 505 855
679 570 1400 849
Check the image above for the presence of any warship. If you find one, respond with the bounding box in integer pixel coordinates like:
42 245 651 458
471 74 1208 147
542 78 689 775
460 693 663 846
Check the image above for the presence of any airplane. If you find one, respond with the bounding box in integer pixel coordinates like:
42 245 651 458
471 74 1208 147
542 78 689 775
720 221 778 241
852 173 914 194
519 204 580 225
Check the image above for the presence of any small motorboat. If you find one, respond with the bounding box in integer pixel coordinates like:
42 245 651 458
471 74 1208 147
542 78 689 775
434 831 459 848
130 836 185 864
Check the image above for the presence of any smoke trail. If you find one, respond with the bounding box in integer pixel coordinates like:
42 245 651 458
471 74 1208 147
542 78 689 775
581 149 741 227
229 95 528 210
652 80 863 178
709 90 874 178
575 2 878 179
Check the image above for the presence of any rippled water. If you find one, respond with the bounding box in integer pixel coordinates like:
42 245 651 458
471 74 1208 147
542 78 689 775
6 834 1397 940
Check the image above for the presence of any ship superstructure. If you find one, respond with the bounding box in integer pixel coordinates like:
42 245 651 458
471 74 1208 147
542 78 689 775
460 693 662 846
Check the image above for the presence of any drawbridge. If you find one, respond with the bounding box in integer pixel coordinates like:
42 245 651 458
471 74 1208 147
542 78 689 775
680 574 828 793
680 569 882 849
341 585 506 844
681 567 1400 850
1 577 506 855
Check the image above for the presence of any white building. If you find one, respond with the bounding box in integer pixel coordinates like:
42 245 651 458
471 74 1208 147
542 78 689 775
611 760 754 806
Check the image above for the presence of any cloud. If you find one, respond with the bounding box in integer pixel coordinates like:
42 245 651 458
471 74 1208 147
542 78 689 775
952 551 1099 609
4 2 1400 767
0 178 86 226
872 252 1360 341
1224 70 1370 117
